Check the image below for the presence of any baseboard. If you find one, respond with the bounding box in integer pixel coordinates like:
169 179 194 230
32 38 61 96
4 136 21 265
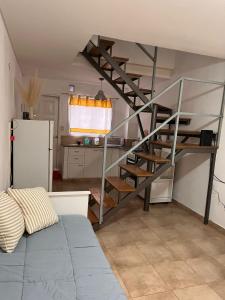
172 199 225 236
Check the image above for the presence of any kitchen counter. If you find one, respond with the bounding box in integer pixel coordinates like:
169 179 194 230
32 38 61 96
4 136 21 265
61 144 129 150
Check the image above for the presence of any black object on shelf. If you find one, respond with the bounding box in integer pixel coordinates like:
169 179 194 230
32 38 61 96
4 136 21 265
23 112 30 120
200 130 214 146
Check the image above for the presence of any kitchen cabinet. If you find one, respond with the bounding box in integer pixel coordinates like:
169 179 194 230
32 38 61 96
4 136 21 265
64 147 86 179
107 148 120 176
68 164 84 178
84 148 103 178
62 147 122 179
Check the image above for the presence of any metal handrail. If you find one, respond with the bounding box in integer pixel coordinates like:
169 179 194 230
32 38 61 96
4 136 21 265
184 77 225 86
106 113 178 173
99 76 225 224
105 76 225 139
106 76 182 137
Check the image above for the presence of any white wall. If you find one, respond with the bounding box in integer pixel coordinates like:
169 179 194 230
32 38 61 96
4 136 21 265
0 12 22 191
170 51 225 229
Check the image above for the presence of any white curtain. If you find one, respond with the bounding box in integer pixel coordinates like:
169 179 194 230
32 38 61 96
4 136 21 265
69 97 112 137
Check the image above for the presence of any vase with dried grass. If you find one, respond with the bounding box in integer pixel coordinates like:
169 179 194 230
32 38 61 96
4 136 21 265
17 71 41 120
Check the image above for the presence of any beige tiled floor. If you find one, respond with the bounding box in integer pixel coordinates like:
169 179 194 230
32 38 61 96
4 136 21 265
96 199 225 299
53 179 225 299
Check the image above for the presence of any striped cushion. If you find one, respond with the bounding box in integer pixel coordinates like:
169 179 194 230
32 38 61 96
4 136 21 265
0 192 25 253
8 187 58 234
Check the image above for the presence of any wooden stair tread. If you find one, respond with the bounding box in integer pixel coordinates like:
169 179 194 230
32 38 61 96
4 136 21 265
106 176 136 192
114 73 142 84
90 188 116 208
101 56 129 71
157 129 201 137
157 104 173 114
119 164 153 177
125 88 152 97
135 152 170 164
133 105 151 112
89 39 115 57
151 140 216 150
156 116 191 125
88 208 99 224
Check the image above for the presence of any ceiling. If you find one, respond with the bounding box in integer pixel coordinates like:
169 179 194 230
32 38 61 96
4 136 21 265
1 0 225 81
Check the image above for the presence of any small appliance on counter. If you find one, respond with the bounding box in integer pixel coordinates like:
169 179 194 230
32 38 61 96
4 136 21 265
83 137 90 145
107 136 124 147
93 137 100 145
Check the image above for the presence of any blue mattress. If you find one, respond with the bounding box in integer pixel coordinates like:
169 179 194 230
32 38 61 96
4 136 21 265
0 215 127 300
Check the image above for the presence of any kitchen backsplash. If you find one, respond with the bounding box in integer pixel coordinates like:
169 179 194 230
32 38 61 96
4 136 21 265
61 135 137 147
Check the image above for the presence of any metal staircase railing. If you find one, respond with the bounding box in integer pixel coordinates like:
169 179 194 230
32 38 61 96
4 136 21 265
99 76 225 224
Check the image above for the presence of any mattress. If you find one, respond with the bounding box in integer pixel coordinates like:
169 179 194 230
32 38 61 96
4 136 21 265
0 215 127 300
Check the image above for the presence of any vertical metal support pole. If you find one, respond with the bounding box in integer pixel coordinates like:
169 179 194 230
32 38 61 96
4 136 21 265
97 35 101 66
171 79 184 166
100 136 108 224
143 47 158 211
149 104 158 152
144 103 158 211
151 47 158 100
204 151 217 224
216 85 225 147
135 177 139 188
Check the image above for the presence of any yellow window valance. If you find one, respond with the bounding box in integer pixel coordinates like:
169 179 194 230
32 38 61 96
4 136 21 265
69 96 112 108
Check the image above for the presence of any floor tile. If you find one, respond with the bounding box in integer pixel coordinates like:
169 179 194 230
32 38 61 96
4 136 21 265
174 223 213 240
186 256 225 283
215 254 225 267
97 229 136 248
118 265 169 298
154 260 202 289
131 228 162 243
97 219 125 233
165 240 204 260
117 217 147 231
136 241 175 264
174 284 222 300
107 245 148 268
152 225 183 241
140 213 185 228
192 237 225 256
134 291 178 299
209 280 225 299
139 215 163 228
148 204 176 216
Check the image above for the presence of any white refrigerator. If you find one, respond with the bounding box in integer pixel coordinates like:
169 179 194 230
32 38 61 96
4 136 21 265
12 119 54 192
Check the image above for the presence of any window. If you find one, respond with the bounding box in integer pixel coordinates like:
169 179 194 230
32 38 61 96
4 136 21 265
69 96 112 137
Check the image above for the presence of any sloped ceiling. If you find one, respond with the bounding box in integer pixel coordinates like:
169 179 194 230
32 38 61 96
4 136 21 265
1 0 225 80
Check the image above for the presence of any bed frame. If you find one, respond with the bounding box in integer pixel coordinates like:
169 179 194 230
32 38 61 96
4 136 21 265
48 191 90 217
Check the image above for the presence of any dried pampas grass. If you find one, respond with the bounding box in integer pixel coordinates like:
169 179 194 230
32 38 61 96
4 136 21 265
17 71 41 107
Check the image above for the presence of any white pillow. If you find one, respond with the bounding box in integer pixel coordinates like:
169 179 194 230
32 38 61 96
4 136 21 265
0 192 25 253
8 187 58 234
